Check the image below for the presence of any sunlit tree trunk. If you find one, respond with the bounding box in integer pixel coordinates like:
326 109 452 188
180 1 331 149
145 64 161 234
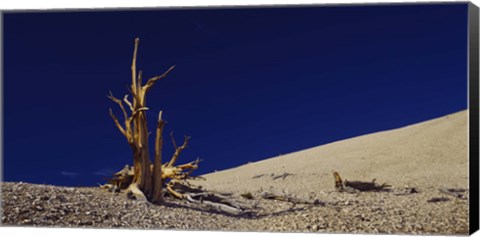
108 38 174 201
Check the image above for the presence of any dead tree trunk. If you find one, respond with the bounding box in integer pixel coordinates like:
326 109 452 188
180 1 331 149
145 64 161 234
152 111 165 203
104 38 250 215
107 38 175 202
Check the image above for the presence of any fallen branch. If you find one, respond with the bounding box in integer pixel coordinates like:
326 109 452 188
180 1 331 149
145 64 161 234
439 188 467 200
252 174 265 179
167 135 191 167
332 171 390 193
185 194 243 215
272 172 294 180
393 187 419 196
345 179 390 192
167 180 251 215
260 191 325 206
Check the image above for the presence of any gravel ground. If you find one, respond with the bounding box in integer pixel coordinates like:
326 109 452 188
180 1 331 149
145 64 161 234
1 182 469 235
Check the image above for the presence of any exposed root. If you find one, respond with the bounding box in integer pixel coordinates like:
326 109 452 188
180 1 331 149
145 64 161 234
166 181 185 199
166 180 250 215
126 183 148 202
102 160 251 215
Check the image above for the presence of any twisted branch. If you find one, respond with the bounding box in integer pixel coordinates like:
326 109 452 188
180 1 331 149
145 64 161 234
108 91 129 121
123 95 134 112
170 131 178 149
143 65 176 92
168 135 191 167
108 108 127 138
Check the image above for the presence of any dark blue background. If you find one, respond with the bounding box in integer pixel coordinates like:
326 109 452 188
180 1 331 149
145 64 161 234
3 4 468 186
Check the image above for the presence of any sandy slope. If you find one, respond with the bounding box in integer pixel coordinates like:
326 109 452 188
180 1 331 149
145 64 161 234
193 110 468 196
2 110 470 234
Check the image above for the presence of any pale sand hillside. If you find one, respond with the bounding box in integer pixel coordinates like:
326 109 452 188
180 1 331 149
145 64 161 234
2 110 470 234
194 110 468 196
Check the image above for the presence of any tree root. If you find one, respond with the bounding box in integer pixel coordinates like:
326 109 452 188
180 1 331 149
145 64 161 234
125 183 147 202
167 180 251 215
101 163 251 216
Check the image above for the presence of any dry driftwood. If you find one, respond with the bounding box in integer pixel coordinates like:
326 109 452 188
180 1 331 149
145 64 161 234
166 180 252 215
439 188 468 200
332 171 390 193
272 172 294 180
252 174 265 179
393 186 419 196
260 191 325 206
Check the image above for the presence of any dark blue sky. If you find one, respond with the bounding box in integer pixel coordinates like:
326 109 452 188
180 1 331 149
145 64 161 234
3 3 468 186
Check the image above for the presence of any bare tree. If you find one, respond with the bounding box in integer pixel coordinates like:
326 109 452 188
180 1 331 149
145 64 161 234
103 38 251 216
106 38 197 203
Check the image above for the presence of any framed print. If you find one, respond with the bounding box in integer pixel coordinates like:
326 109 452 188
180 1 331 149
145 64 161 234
1 1 479 235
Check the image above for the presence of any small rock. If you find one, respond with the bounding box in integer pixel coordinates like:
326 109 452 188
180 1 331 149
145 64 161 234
21 219 32 224
56 195 67 202
81 220 94 225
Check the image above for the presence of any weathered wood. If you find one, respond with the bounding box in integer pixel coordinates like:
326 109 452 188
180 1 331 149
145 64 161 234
151 111 165 204
272 172 294 180
344 179 390 192
168 135 191 167
107 37 181 202
252 174 265 179
104 38 254 216
260 191 325 206
393 187 419 196
185 195 243 215
439 188 467 200
332 171 390 193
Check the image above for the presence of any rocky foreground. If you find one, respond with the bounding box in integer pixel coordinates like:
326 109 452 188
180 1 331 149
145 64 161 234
1 181 469 234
